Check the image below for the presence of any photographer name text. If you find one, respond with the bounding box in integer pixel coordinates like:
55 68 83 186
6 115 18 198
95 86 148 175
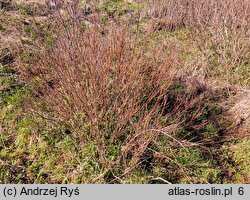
2 186 79 197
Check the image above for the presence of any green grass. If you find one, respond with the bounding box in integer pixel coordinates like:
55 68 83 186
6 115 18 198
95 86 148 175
0 84 249 183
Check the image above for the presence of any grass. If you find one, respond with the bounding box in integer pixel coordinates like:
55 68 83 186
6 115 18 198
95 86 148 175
0 72 249 183
0 0 249 184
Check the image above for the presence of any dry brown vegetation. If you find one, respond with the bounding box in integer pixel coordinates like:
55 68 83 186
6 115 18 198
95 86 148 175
146 0 250 85
17 1 219 172
20 22 177 168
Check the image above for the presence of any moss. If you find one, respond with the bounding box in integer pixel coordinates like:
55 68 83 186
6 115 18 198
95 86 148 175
101 0 137 18
123 169 149 184
225 139 250 183
0 24 5 32
176 148 202 165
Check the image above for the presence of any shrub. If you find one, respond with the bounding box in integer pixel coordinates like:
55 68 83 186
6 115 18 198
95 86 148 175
189 0 250 86
18 1 178 170
145 0 189 31
147 0 250 86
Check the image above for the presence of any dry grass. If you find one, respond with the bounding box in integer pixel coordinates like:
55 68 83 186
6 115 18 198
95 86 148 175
189 0 250 85
145 0 189 31
146 0 250 86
